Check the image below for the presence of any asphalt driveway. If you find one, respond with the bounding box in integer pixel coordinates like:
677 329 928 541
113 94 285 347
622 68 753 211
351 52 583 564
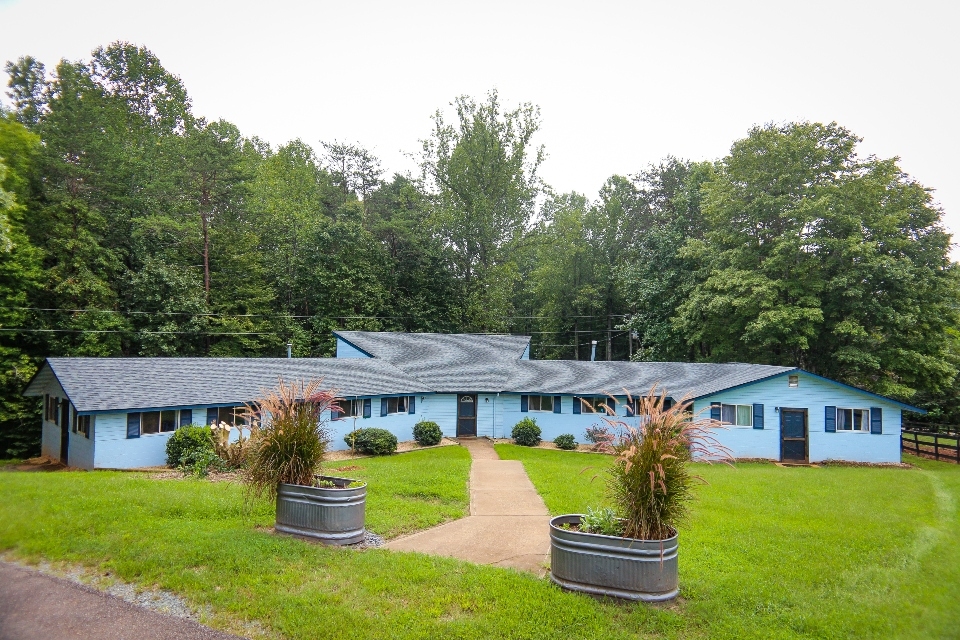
0 562 245 640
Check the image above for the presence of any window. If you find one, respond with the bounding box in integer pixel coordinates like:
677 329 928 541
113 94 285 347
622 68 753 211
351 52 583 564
386 397 407 415
140 410 182 435
46 396 59 424
337 399 364 419
75 415 92 438
836 408 869 432
720 404 753 427
528 395 554 412
788 375 799 388
218 406 245 426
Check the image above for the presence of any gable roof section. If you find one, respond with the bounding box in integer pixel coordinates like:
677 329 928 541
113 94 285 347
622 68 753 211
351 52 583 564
334 331 531 392
24 357 433 413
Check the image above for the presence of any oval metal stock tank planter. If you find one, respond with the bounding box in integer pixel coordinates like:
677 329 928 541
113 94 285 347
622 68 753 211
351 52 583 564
549 515 678 602
276 475 366 545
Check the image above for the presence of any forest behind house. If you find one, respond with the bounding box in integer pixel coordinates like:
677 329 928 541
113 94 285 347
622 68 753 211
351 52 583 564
0 42 957 456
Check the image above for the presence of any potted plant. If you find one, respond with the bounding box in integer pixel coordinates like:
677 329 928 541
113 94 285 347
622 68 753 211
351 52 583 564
244 378 366 545
550 388 730 601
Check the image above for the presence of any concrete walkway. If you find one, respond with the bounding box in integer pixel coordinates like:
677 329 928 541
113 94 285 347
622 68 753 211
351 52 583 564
0 562 244 640
385 438 551 575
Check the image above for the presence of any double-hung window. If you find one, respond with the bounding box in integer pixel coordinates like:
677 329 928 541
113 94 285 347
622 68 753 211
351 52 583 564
720 404 753 427
338 399 364 419
75 415 92 438
528 395 554 412
836 408 869 432
386 397 407 415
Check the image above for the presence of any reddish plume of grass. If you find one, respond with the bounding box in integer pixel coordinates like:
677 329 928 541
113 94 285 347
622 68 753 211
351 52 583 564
594 385 732 540
242 378 340 499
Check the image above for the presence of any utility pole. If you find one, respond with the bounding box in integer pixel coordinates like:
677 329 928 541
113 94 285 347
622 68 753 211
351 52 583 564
606 314 612 361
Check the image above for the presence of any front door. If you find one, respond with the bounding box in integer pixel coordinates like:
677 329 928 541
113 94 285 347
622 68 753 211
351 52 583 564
780 408 808 462
59 400 70 465
457 395 477 437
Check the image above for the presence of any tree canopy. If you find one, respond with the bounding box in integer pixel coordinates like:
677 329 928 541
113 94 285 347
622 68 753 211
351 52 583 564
1 42 957 455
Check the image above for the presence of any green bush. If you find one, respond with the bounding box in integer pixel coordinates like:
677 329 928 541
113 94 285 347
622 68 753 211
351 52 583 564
511 417 541 446
554 434 577 450
344 428 398 455
413 421 443 446
165 425 213 468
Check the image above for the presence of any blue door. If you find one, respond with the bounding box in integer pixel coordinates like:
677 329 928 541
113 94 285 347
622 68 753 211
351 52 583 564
780 408 808 462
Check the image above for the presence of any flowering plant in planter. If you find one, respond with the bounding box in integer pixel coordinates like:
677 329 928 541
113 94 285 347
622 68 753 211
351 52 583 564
549 385 731 601
595 388 731 540
243 378 367 544
243 378 339 498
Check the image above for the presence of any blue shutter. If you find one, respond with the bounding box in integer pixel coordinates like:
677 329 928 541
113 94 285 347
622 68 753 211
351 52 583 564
710 402 721 421
409 396 416 414
553 396 561 414
572 397 581 414
206 407 219 425
825 406 836 432
380 398 388 417
363 398 372 419
126 413 141 439
520 395 528 412
870 407 882 434
179 409 193 427
753 404 764 429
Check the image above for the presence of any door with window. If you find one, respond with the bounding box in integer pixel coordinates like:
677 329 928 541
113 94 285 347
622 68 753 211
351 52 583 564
457 395 477 437
780 408 808 462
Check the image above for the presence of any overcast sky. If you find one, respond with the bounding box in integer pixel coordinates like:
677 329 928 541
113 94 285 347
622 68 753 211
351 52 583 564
2 0 958 256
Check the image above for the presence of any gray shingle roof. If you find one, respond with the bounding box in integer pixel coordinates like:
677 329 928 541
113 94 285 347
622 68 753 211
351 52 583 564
35 331 913 413
24 357 432 413
502 360 795 399
334 331 530 392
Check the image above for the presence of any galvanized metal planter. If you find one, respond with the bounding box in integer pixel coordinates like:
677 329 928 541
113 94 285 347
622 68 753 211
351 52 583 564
549 515 678 602
275 475 366 545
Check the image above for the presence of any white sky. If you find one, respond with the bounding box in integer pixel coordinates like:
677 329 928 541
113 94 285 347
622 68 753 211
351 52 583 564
2 0 958 257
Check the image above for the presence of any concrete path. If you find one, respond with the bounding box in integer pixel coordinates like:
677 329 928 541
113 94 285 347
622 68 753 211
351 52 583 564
386 438 551 575
0 562 244 640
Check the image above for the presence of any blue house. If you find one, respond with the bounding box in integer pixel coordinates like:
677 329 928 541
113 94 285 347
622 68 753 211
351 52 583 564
24 331 922 469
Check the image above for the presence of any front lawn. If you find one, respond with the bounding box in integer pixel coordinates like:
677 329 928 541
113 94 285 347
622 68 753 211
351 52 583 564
497 444 960 639
2 445 959 639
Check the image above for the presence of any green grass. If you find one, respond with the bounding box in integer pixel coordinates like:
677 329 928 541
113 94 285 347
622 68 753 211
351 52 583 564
2 445 959 639
324 446 471 537
497 444 960 639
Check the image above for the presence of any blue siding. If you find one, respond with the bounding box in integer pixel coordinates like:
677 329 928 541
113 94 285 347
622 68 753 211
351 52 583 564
521 345 530 360
693 371 903 463
335 338 371 358
500 394 635 443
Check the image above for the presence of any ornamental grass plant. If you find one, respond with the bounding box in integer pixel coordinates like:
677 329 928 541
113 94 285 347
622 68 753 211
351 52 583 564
594 386 731 540
243 378 338 500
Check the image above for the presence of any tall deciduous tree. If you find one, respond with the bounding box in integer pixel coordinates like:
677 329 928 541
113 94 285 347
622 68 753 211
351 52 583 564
675 122 958 400
420 90 544 330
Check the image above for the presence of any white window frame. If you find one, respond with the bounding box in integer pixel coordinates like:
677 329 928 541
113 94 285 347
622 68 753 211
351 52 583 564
140 409 182 435
720 403 753 428
335 399 363 420
788 374 799 388
836 407 870 432
528 395 554 412
386 396 408 415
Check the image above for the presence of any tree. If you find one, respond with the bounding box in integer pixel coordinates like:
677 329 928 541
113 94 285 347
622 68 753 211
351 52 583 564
621 159 711 361
675 122 958 401
4 56 47 126
419 90 545 330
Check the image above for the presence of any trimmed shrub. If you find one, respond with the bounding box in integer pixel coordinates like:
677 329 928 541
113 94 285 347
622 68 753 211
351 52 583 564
511 417 541 447
413 421 443 446
165 425 213 468
344 428 398 455
554 434 577 450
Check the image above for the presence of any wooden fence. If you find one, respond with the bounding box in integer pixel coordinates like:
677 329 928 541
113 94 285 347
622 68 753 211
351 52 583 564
902 427 960 464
